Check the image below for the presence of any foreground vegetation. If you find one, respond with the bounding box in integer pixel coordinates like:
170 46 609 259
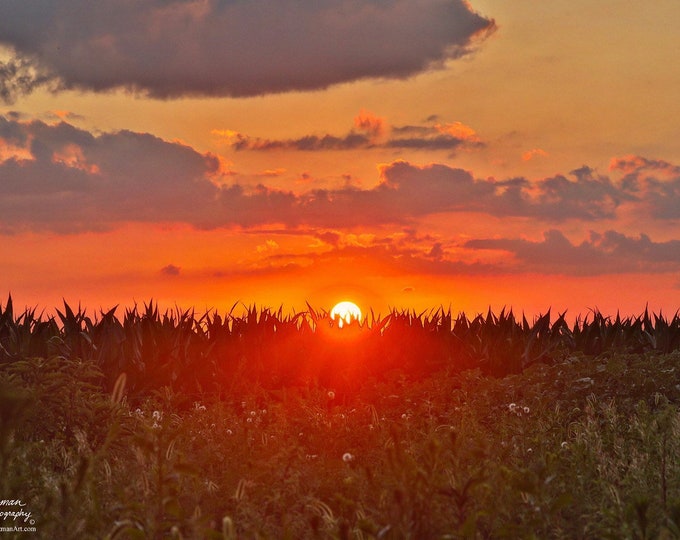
1 297 680 538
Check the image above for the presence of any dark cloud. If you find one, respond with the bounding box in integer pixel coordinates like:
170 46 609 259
465 229 680 275
2 117 679 233
0 58 53 104
227 116 482 153
0 116 223 232
232 132 373 151
160 264 181 276
0 0 495 101
609 155 680 219
376 161 626 220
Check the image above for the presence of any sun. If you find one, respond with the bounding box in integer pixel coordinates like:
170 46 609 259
330 301 362 328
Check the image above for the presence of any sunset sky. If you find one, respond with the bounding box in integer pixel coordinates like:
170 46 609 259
2 0 680 319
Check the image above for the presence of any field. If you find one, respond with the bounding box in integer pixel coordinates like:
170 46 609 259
2 296 680 539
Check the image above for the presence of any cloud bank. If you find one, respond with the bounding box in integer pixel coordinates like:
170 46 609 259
465 230 680 275
0 0 494 101
2 116 680 233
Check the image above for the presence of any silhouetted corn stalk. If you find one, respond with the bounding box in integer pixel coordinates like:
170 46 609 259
2 295 680 401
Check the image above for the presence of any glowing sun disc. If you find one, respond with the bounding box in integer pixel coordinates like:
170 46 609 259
330 301 362 328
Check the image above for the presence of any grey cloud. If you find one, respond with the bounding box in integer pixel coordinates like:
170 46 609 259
465 229 680 275
232 133 372 151
160 264 181 276
0 117 223 232
230 122 480 152
377 161 625 220
610 156 680 219
3 117 679 233
0 0 494 101
0 58 53 104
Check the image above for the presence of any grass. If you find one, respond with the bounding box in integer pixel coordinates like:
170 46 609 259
1 297 680 538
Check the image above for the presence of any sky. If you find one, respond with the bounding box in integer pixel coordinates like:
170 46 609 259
1 0 680 319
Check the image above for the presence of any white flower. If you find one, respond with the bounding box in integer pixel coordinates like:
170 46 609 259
342 452 354 463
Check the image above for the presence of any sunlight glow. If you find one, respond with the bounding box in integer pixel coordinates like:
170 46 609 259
330 301 362 328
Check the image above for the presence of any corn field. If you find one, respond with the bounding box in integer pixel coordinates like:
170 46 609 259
3 295 680 538
1 295 679 402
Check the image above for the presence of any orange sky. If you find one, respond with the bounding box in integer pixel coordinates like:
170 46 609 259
2 1 680 319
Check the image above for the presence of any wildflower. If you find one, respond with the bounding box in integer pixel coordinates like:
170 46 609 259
342 452 354 463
